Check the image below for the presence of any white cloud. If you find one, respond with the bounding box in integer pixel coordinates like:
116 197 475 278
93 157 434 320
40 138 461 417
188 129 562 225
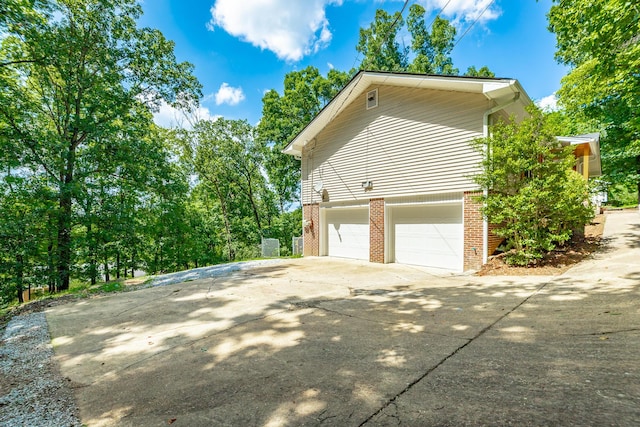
153 100 220 129
214 82 245 106
208 0 342 62
420 0 501 24
536 93 560 112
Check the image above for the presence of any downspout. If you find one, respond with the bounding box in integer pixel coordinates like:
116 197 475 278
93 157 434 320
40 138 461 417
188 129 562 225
481 92 520 264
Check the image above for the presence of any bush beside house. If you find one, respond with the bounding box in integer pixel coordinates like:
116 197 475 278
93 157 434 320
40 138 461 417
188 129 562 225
473 107 594 265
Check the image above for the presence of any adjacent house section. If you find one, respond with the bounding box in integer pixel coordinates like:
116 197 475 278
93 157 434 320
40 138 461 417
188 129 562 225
557 133 602 180
283 70 597 272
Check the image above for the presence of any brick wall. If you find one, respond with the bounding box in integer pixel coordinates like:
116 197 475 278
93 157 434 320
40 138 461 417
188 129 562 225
463 192 483 270
369 198 385 263
302 203 319 256
487 223 504 256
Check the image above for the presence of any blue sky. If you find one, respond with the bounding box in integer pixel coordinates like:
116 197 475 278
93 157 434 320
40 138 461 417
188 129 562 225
138 0 565 128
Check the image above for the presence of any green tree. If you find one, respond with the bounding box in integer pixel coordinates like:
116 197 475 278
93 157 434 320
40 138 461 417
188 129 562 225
464 65 495 78
0 0 49 39
407 6 458 75
473 107 594 265
0 0 201 291
548 0 640 203
185 118 277 261
257 66 350 211
356 9 408 72
357 5 494 78
0 176 54 303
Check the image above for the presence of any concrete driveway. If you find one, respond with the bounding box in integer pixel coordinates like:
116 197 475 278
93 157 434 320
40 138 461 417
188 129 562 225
46 211 640 426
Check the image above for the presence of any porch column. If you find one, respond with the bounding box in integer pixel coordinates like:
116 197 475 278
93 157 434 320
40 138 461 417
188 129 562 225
582 144 590 180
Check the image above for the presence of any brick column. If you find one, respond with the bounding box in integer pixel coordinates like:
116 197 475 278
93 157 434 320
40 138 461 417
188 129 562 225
463 192 483 270
302 203 319 256
369 198 385 263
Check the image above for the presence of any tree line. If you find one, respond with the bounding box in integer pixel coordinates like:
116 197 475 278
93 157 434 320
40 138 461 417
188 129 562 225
1 0 637 303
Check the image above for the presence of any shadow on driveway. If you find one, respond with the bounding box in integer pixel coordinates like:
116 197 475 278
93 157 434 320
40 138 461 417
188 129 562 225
46 212 640 426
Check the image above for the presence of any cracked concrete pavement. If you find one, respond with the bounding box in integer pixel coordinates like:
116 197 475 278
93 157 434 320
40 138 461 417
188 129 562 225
46 211 640 426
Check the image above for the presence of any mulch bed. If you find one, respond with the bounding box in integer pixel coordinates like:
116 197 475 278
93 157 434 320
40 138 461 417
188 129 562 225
476 214 606 276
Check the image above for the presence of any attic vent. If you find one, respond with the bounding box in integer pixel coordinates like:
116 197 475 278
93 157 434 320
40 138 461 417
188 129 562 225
366 89 378 110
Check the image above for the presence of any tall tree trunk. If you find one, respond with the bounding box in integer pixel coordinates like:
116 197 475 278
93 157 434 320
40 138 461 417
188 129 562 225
104 257 110 282
47 238 56 293
279 196 285 215
57 189 72 291
247 184 262 231
16 254 24 303
241 171 262 231
210 179 234 261
116 251 120 279
131 248 136 278
636 155 640 206
57 146 76 292
87 222 97 286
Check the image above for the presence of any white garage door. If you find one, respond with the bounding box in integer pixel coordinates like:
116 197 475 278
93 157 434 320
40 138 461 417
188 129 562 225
392 204 463 271
325 207 369 260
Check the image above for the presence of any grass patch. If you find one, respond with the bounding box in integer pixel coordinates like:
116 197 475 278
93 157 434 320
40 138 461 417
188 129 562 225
90 281 124 293
603 204 638 210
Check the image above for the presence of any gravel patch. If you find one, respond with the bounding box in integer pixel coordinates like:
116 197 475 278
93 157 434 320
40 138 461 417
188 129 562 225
0 260 284 426
0 312 81 427
150 258 286 287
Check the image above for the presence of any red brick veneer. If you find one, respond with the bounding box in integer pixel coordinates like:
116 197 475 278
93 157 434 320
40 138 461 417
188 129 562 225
302 203 319 256
369 198 385 263
463 192 483 270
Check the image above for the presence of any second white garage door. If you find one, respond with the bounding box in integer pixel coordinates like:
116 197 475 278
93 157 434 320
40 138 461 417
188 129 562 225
324 207 369 260
391 204 463 271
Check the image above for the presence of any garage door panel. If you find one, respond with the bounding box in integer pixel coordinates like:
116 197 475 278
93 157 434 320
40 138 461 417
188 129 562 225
325 208 369 260
392 204 463 270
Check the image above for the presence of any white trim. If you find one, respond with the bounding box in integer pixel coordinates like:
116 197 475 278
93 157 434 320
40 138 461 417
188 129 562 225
320 200 370 209
385 192 464 206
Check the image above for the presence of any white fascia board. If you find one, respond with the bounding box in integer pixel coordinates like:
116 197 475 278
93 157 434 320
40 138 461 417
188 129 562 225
483 79 532 111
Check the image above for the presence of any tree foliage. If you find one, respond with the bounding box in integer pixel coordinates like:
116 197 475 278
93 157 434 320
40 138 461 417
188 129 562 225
548 0 640 201
356 9 408 72
257 66 350 210
473 107 594 265
0 0 201 291
357 5 494 77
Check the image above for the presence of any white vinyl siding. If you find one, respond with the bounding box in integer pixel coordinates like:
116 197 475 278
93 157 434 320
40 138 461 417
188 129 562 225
301 85 490 204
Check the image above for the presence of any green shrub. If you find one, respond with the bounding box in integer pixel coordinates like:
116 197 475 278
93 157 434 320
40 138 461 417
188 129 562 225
473 106 594 265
